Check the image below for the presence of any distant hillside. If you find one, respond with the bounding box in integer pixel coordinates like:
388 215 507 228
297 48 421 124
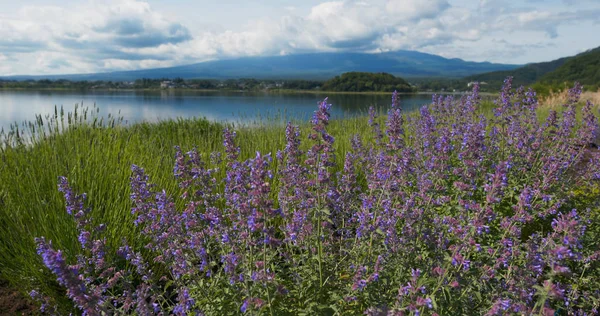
463 46 600 91
539 47 600 88
2 51 519 82
464 56 571 90
321 72 413 92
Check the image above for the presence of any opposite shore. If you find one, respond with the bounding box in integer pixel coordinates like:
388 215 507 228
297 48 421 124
0 87 481 95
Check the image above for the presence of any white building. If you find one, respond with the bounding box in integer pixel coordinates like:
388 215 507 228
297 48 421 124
160 81 175 89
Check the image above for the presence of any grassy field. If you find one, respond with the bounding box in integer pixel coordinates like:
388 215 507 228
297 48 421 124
1 89 598 313
0 105 378 304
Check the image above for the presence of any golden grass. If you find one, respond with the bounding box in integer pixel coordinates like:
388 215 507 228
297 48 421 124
540 88 600 108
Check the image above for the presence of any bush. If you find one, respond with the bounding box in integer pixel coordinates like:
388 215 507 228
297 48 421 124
32 78 600 315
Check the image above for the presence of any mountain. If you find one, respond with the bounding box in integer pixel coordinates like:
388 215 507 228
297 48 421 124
2 51 520 81
464 46 600 90
538 47 600 87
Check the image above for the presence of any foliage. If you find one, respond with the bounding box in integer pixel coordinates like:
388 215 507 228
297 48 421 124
0 79 109 90
27 79 600 315
539 47 600 91
461 45 600 93
321 72 414 93
464 56 571 91
280 80 322 90
407 77 468 93
0 78 324 92
0 103 373 314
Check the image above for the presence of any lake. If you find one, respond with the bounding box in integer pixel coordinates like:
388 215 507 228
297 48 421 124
0 90 441 132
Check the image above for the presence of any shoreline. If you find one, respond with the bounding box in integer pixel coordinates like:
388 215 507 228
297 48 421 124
0 87 492 96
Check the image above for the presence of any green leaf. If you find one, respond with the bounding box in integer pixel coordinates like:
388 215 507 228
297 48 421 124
430 296 438 309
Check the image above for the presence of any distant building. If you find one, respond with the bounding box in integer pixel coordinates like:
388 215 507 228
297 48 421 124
160 81 175 89
467 81 488 87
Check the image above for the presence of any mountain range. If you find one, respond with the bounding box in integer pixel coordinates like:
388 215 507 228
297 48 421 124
2 50 520 81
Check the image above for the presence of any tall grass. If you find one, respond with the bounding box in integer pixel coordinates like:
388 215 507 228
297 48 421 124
540 88 600 108
1 90 598 312
0 104 375 304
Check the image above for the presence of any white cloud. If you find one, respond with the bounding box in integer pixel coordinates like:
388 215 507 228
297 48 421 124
385 0 450 20
0 0 599 75
0 0 193 74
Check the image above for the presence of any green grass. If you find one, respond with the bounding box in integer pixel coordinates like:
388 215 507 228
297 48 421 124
0 105 377 304
0 97 596 310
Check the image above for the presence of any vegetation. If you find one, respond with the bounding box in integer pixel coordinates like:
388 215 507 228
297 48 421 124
0 104 374 314
407 77 467 92
463 56 570 91
321 72 414 93
539 47 600 90
2 79 600 314
1 72 417 93
538 87 600 108
0 78 323 92
460 46 600 93
0 79 105 90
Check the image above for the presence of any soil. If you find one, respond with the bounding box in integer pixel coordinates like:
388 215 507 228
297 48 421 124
0 280 38 315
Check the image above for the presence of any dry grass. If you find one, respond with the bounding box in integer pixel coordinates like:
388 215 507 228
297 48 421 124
540 88 600 108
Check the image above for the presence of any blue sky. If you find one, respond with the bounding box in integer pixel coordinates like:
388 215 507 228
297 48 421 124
0 0 599 75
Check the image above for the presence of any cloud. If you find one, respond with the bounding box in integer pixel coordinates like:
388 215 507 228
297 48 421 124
180 0 598 62
0 0 195 74
303 1 384 50
1 0 600 75
180 0 456 59
94 13 192 48
490 7 600 39
385 0 450 20
0 17 48 53
432 39 556 63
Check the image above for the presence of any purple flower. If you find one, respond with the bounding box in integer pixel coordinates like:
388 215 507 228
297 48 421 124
223 128 240 162
173 287 195 316
35 237 104 314
33 82 600 315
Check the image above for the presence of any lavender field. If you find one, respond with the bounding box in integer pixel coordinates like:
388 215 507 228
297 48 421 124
3 0 600 313
2 78 600 315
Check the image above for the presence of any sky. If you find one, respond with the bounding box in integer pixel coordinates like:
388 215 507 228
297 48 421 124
0 0 599 75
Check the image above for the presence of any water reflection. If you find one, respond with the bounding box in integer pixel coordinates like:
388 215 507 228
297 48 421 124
0 90 438 132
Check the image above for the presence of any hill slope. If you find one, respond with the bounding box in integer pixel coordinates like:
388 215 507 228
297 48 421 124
2 51 519 81
464 57 570 88
463 46 600 90
539 47 600 88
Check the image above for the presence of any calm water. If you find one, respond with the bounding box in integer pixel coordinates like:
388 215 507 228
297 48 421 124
0 90 439 131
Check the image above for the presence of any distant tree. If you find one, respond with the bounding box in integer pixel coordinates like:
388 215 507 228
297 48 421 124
321 72 414 92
